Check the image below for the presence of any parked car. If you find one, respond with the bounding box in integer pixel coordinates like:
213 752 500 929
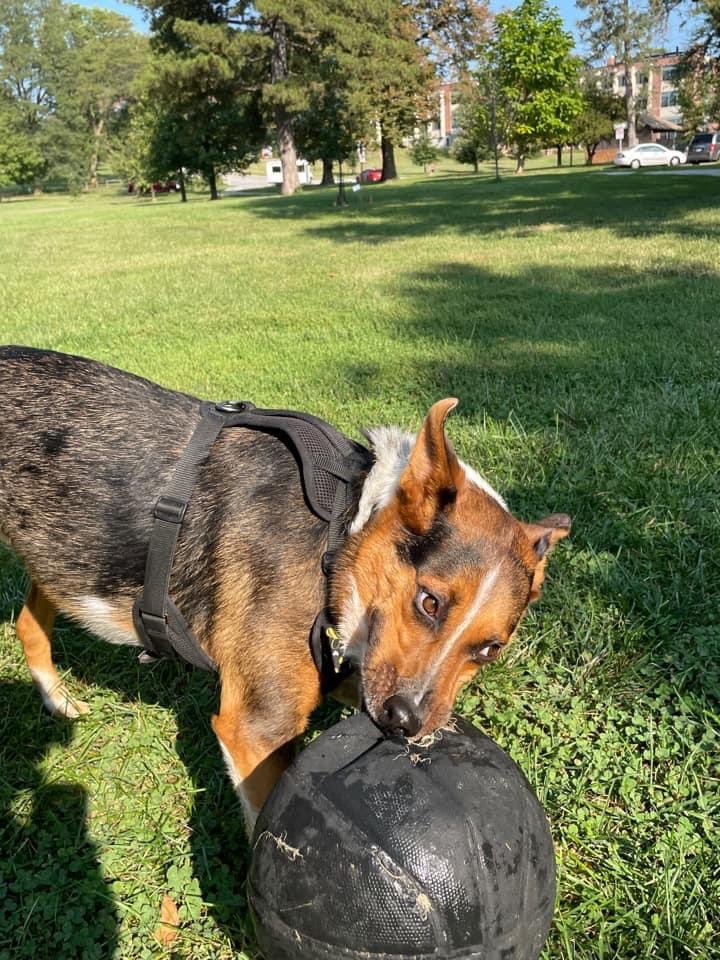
614 143 686 169
127 180 181 194
685 132 720 163
359 168 382 183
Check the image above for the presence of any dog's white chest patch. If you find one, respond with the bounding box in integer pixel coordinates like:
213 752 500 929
72 596 141 647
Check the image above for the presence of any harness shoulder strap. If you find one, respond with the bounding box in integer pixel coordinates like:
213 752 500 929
133 400 369 678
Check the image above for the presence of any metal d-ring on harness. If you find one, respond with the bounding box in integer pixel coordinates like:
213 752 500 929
132 400 369 690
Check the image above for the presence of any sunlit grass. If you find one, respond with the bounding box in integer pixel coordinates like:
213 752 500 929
1 164 719 959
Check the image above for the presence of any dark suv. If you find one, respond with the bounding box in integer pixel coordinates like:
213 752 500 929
686 132 720 163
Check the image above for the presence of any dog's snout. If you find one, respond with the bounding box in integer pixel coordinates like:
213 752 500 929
380 695 422 737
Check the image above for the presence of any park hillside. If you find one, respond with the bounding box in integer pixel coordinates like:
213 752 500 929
1 0 720 196
1 162 718 959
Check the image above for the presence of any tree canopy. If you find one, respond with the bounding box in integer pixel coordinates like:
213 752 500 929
491 0 582 173
577 0 668 147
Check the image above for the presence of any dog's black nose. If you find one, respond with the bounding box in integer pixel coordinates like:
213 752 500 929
381 695 422 737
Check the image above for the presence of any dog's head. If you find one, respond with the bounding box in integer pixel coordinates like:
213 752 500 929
332 398 570 738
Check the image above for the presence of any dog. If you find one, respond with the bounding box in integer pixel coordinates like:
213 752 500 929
0 346 570 830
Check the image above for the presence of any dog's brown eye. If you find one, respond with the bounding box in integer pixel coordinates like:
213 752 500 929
471 640 503 662
417 589 439 619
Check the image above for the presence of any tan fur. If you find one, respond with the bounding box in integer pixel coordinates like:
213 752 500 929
17 582 90 718
332 400 570 739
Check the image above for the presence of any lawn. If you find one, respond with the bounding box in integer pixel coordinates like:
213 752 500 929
1 164 718 960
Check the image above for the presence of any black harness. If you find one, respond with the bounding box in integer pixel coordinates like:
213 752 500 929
132 400 370 690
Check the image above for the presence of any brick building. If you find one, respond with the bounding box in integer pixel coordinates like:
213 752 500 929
605 50 684 133
427 82 460 146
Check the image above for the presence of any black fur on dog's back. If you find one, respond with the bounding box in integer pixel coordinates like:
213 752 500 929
0 346 331 667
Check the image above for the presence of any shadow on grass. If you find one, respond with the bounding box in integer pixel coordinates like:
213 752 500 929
328 257 720 702
0 547 344 958
0 678 119 960
234 167 720 244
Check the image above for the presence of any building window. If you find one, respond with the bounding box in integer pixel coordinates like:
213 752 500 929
662 66 677 83
661 90 678 107
636 73 648 86
617 73 626 87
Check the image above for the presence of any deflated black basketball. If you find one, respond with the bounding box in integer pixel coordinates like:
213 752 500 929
248 712 556 960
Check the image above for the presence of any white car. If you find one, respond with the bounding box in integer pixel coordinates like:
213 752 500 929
614 143 686 169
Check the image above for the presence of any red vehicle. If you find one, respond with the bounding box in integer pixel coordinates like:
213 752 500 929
127 180 181 194
359 168 382 183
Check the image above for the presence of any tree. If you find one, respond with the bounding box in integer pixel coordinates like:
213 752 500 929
118 21 264 201
450 77 497 172
141 0 390 197
294 59 370 186
492 0 582 173
409 130 438 171
0 0 147 189
572 75 625 164
0 104 43 188
577 0 668 148
677 2 720 130
59 6 147 188
371 1 490 182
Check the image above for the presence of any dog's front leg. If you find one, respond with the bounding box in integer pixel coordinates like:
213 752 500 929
211 665 320 835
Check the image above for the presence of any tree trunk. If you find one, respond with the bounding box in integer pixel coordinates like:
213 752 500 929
473 155 479 173
556 144 563 166
271 17 299 196
622 16 638 149
380 134 397 181
179 170 187 203
586 144 596 165
321 158 334 185
89 117 104 189
208 165 218 200
515 152 525 174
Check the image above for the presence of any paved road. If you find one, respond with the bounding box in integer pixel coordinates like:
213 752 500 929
607 166 720 176
221 173 273 193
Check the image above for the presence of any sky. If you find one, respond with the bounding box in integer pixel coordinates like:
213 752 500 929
73 0 695 53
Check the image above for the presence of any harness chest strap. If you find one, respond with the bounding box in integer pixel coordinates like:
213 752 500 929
132 400 367 686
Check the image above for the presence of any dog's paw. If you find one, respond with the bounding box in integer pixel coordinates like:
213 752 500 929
49 691 90 719
31 670 90 718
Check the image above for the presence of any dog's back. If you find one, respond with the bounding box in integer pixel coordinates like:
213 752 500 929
0 346 199 598
0 347 327 645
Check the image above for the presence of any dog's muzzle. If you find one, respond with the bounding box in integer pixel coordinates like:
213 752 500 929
379 695 422 737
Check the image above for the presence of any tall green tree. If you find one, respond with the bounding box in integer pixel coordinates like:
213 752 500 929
294 57 371 185
0 0 147 188
677 1 720 130
492 0 582 173
0 102 43 188
60 6 147 187
141 0 383 196
372 1 490 182
577 0 668 148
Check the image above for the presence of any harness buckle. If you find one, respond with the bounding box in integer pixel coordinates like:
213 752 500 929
154 495 188 524
215 400 254 413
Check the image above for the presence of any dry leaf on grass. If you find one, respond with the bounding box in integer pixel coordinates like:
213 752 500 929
154 894 180 946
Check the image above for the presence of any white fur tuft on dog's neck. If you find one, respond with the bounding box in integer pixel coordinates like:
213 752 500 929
349 426 507 535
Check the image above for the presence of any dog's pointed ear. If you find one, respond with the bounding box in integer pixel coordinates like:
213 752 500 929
520 513 571 601
397 398 465 534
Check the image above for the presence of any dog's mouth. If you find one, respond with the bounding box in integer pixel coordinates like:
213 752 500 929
359 663 447 738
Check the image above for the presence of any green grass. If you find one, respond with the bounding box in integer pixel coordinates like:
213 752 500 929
1 163 719 960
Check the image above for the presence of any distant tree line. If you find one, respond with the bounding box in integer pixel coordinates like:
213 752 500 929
1 0 717 195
